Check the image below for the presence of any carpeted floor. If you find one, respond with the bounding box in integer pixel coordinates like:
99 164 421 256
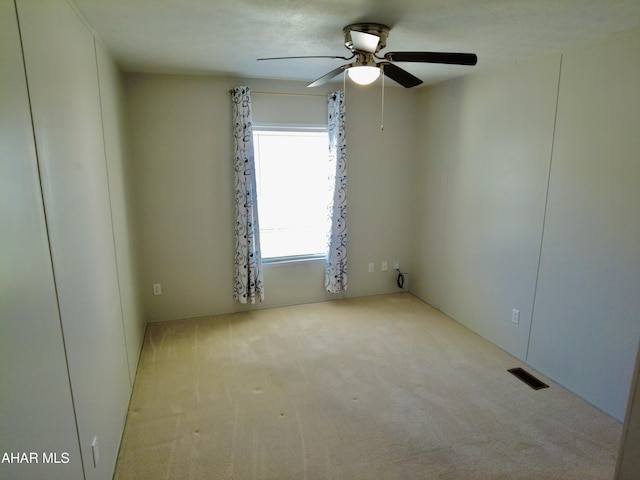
114 293 622 479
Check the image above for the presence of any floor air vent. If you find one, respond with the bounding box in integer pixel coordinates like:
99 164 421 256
508 368 549 390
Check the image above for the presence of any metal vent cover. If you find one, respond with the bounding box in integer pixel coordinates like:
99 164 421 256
508 368 549 390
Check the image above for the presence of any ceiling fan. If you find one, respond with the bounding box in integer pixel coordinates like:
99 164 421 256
258 23 478 88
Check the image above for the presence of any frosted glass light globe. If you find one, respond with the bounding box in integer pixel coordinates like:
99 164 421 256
347 66 380 85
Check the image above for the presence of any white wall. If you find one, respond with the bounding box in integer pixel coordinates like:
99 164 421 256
413 54 561 360
0 1 83 478
96 41 145 384
412 28 640 421
1 1 145 479
411 82 454 309
126 76 417 322
527 27 640 421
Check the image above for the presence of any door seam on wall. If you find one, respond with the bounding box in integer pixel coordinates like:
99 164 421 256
13 0 87 476
93 37 135 388
526 54 564 362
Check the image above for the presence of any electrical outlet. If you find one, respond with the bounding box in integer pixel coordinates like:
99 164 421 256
512 309 520 324
381 261 388 272
368 263 375 273
153 283 162 296
393 260 400 270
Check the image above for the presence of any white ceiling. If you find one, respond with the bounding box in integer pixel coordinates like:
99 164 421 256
72 0 640 87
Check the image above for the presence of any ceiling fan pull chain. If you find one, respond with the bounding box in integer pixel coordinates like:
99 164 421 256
342 69 348 115
380 67 385 132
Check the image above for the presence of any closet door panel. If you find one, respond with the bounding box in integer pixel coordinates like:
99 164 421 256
0 0 83 478
16 1 131 479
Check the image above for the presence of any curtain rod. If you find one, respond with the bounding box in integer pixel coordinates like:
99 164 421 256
228 89 327 97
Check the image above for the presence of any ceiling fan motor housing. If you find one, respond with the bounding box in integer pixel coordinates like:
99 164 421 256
343 23 390 53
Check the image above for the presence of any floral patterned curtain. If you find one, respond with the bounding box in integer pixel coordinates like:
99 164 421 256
232 86 264 303
325 91 348 293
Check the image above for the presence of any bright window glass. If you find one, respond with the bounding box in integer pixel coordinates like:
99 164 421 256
253 126 330 261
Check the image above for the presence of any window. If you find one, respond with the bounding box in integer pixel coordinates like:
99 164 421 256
253 126 330 262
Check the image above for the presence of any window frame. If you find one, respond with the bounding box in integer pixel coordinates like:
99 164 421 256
252 123 330 264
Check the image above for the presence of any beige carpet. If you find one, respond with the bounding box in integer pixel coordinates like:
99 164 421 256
114 293 621 479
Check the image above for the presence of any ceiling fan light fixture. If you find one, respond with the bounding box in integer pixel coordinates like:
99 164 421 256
347 65 380 85
262 22 477 89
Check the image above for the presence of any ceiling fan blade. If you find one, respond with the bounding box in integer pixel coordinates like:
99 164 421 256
258 54 353 61
350 30 380 53
380 62 423 88
384 51 478 66
307 65 348 88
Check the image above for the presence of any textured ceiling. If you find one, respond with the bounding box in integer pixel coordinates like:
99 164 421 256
72 0 640 86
